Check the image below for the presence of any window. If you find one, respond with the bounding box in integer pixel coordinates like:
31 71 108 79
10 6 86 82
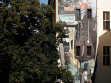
76 46 80 56
76 9 81 20
87 46 91 56
0 3 2 8
87 9 92 20
103 46 110 65
103 11 110 30
70 29 73 33
71 40 73 49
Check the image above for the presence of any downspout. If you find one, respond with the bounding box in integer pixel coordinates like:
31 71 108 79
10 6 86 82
95 0 98 83
87 21 90 44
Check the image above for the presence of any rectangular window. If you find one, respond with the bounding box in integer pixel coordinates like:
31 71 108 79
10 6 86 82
76 9 81 20
76 46 80 56
103 12 110 30
71 40 73 49
103 46 110 65
87 9 91 19
87 46 91 56
0 3 2 8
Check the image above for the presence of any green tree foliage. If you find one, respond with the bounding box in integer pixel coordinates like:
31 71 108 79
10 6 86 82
0 0 74 83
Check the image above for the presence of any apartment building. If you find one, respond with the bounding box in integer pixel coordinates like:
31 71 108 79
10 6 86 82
92 0 111 83
48 0 97 83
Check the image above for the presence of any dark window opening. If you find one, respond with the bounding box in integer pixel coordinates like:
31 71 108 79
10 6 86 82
71 40 73 49
103 46 110 65
76 9 81 20
76 46 80 56
87 46 91 56
87 9 91 19
0 3 2 8
103 21 110 30
103 56 110 65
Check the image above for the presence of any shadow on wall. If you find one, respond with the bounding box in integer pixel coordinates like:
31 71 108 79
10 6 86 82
91 29 111 83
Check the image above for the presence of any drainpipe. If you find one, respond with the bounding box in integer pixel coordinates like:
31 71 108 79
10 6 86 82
77 60 78 79
87 21 90 44
87 59 89 83
77 21 79 81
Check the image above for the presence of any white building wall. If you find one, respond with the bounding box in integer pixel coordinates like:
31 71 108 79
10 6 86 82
97 0 111 37
97 0 111 83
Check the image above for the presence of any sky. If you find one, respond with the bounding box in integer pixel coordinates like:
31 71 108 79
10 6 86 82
0 0 48 7
39 0 48 5
0 0 48 5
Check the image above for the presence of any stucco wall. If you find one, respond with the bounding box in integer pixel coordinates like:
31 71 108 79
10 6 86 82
97 0 111 83
97 32 111 83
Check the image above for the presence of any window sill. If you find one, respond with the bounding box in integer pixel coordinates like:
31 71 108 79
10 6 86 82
103 65 110 66
75 19 81 21
87 19 92 21
76 56 80 57
103 29 110 31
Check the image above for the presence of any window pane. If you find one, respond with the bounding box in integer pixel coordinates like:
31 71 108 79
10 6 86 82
107 56 110 65
103 46 106 55
107 46 110 55
103 12 105 20
87 9 91 19
103 46 110 66
103 21 105 29
103 56 110 65
106 12 109 20
76 46 80 56
71 40 73 49
103 56 107 65
106 21 110 29
0 3 2 8
87 46 91 56
103 12 110 20
76 9 80 20
103 46 110 55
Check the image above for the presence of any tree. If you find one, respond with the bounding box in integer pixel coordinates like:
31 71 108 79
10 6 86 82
0 0 74 83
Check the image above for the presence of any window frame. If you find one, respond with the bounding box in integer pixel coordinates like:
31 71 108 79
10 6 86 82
87 46 91 56
86 8 92 21
75 8 81 21
103 46 110 66
71 39 73 49
103 11 110 30
70 29 73 50
76 46 80 56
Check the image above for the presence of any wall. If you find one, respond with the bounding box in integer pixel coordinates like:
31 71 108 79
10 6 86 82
97 32 111 83
97 0 111 82
55 0 97 83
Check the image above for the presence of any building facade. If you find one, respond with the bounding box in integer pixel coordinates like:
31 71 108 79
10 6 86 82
92 0 111 83
48 0 97 83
